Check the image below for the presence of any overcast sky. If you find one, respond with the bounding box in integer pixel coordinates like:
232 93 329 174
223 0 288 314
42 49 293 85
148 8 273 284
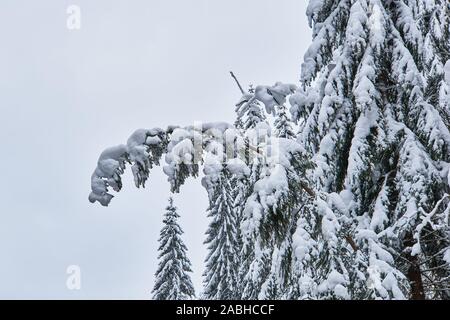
0 0 310 299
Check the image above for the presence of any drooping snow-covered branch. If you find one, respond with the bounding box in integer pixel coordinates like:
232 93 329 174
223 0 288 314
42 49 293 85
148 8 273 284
89 120 313 208
89 81 300 207
89 122 241 206
89 127 167 206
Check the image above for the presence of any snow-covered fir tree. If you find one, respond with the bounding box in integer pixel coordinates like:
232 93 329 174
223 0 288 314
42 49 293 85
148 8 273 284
152 197 195 300
202 169 241 299
274 104 296 139
89 0 450 300
288 0 450 299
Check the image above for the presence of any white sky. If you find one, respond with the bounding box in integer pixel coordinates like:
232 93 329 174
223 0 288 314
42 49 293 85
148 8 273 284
0 0 310 299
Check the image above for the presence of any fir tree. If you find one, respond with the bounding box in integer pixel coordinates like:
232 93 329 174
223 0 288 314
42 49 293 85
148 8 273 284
274 104 296 139
152 197 195 300
240 143 315 299
203 170 241 299
291 0 450 299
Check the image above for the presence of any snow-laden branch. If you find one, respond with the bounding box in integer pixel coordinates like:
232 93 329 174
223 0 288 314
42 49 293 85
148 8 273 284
89 127 167 206
89 122 238 206
88 119 312 210
89 82 301 207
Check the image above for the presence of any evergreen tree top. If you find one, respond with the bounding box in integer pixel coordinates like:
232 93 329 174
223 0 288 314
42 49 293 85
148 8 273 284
152 197 195 300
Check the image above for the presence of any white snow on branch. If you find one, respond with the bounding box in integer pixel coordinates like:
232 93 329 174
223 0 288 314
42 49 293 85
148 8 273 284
445 60 450 85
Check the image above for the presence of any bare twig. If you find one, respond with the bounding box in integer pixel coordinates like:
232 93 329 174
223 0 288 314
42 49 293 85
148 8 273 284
230 71 245 95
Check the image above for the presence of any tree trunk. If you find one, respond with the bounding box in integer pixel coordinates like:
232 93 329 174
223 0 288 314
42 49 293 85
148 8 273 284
405 233 425 300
